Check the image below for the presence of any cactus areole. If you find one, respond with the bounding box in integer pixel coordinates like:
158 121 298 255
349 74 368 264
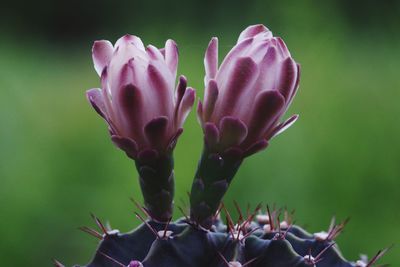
58 25 389 267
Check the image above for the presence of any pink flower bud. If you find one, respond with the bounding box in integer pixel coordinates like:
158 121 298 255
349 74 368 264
198 25 300 156
87 35 195 159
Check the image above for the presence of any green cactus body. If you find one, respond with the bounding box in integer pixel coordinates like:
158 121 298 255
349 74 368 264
71 213 377 267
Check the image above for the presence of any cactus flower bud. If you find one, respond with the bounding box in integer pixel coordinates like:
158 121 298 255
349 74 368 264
87 34 195 158
198 24 300 155
87 34 195 222
191 25 300 228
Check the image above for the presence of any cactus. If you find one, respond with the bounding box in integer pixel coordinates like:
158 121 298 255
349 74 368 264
59 206 388 267
54 25 390 266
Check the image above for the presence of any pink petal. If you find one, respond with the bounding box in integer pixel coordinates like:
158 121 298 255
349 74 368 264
147 64 174 117
100 67 108 90
219 116 248 148
245 90 285 144
286 63 301 107
277 57 298 101
177 87 195 127
203 79 219 122
167 128 183 152
111 135 138 159
117 84 144 138
175 75 187 107
145 47 174 91
100 68 116 124
165 39 179 78
216 37 254 84
174 75 188 123
237 24 272 43
246 39 273 63
204 37 218 83
236 46 280 122
86 86 118 139
146 45 165 61
196 100 203 125
92 40 113 76
276 37 291 58
254 45 280 92
115 34 145 51
216 57 259 117
204 122 219 148
109 38 146 97
269 114 299 139
118 60 136 90
86 88 107 119
144 116 169 149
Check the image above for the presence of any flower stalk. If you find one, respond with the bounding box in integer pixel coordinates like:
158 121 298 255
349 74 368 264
190 147 243 228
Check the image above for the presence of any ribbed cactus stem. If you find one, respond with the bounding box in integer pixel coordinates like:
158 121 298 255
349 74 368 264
190 147 243 228
135 151 174 222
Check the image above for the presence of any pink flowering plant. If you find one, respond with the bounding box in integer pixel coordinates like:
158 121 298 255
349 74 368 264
55 25 389 267
192 25 300 228
87 35 195 222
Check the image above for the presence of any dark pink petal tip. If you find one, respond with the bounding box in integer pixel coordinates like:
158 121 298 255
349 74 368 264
252 90 286 122
219 116 248 148
276 37 290 57
177 75 188 100
175 75 188 117
146 45 164 61
278 57 298 101
197 100 204 123
204 122 220 148
245 90 285 143
218 57 258 116
181 87 196 109
111 135 138 159
184 87 196 101
119 84 144 128
203 79 219 122
144 116 169 148
147 64 167 89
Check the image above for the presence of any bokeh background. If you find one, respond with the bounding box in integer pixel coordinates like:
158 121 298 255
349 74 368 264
0 0 399 265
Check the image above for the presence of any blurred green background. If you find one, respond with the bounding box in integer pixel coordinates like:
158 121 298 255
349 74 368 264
0 0 399 265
